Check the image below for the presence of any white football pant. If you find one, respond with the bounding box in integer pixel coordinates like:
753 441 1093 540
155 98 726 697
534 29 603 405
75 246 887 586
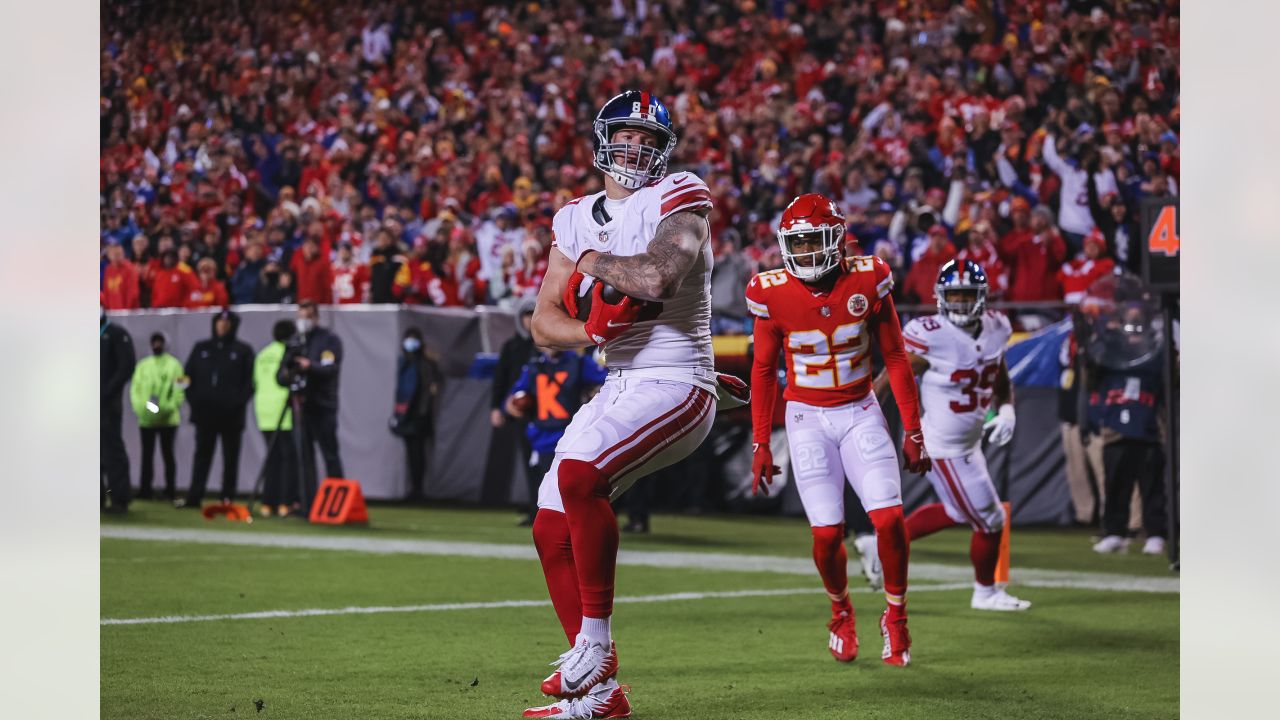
784 396 903 527
537 376 715 513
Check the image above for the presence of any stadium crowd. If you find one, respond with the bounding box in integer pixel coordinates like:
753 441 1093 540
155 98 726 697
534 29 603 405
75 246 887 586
100 0 1179 330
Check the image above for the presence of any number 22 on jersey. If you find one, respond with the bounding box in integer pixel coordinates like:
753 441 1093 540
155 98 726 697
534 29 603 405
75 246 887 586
787 323 869 389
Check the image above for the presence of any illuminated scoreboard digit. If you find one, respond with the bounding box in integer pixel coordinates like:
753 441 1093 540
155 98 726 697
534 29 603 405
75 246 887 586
1140 199 1179 292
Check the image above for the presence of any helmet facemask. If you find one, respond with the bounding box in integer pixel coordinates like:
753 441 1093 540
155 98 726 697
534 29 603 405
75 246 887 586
936 286 987 327
593 120 676 189
779 224 843 281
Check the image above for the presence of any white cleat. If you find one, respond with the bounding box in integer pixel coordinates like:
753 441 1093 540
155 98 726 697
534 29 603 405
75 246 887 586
853 534 883 590
1142 537 1166 555
971 587 1032 611
1092 535 1130 554
544 635 616 699
523 678 631 719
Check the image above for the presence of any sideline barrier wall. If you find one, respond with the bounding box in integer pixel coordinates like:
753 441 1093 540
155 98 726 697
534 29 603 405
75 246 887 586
108 305 518 502
107 305 1078 523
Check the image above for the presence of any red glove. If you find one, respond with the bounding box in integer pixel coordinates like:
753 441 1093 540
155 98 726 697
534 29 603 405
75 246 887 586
715 372 750 411
902 428 932 474
751 442 781 497
562 270 587 319
582 281 660 346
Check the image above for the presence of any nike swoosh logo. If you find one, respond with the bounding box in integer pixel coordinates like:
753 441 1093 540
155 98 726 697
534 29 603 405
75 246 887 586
606 320 630 328
671 176 688 186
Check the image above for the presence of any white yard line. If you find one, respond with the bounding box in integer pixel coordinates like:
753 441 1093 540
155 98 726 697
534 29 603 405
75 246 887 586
102 552 322 564
101 526 1179 595
101 584 976 627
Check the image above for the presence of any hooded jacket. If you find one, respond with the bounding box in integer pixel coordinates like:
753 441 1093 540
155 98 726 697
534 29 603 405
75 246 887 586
129 346 185 428
184 310 255 427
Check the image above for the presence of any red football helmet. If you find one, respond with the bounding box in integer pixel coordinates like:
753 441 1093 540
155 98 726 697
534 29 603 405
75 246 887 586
777 193 846 280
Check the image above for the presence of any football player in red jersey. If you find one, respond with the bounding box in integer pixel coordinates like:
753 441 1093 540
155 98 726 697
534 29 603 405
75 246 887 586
746 193 931 667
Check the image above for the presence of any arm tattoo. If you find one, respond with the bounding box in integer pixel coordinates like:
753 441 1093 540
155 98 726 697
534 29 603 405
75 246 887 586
588 211 707 301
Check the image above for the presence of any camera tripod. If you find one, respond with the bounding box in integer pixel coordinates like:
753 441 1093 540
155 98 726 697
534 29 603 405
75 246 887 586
247 385 312 518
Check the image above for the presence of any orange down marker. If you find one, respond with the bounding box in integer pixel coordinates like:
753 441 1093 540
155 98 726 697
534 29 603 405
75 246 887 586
994 501 1012 585
309 478 369 524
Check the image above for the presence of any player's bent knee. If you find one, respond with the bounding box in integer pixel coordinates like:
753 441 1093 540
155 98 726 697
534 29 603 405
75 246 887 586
976 503 1006 534
868 505 905 533
557 459 609 502
811 523 845 550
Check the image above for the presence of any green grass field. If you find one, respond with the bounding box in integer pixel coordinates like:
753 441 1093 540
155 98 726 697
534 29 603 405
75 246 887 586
101 503 1178 719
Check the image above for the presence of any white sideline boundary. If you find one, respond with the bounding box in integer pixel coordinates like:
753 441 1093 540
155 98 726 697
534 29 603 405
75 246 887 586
101 584 975 627
101 526 1179 595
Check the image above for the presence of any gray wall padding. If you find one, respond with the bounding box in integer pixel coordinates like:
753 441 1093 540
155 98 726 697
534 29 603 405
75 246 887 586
109 306 515 501
109 307 1072 524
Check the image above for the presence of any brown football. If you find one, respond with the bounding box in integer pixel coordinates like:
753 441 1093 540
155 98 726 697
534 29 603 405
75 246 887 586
510 391 534 417
573 277 626 321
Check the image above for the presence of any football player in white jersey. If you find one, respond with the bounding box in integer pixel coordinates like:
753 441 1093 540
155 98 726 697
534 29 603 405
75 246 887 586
520 90 721 720
873 259 1032 612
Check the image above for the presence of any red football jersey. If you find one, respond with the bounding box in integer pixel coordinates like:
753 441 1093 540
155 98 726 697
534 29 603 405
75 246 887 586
747 255 922 443
332 263 371 304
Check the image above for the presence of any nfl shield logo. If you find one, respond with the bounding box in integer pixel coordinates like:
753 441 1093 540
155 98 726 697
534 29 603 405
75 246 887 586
599 230 609 243
847 294 869 316
820 306 831 317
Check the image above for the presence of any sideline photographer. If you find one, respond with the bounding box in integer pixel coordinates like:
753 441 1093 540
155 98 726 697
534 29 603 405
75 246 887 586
254 320 299 516
278 300 345 504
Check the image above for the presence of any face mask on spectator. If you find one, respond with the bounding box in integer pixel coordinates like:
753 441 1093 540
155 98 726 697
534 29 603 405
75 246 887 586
403 337 422 353
296 318 313 334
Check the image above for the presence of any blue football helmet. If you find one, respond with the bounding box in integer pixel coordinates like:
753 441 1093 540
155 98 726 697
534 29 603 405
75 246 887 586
935 259 988 327
592 90 678 189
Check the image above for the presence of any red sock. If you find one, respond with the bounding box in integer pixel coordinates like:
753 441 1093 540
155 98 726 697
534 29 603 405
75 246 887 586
532 509 582 643
971 529 1002 587
906 503 958 541
557 459 619 619
811 524 852 616
868 506 909 612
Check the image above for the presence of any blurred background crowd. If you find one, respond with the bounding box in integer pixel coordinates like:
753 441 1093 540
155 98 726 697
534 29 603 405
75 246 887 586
101 0 1179 331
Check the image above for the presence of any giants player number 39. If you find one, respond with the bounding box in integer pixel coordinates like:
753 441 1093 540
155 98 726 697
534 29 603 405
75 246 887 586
873 259 1032 612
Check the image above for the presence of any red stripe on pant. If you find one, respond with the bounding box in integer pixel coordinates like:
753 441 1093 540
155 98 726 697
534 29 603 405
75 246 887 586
936 459 981 528
604 389 713 479
593 385 699 473
596 384 711 479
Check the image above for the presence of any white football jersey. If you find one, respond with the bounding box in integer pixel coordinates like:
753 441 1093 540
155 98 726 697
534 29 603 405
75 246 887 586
552 171 715 391
474 222 525 281
902 310 1013 458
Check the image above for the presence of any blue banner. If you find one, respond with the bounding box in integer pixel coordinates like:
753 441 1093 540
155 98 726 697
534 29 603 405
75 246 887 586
1006 319 1070 389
